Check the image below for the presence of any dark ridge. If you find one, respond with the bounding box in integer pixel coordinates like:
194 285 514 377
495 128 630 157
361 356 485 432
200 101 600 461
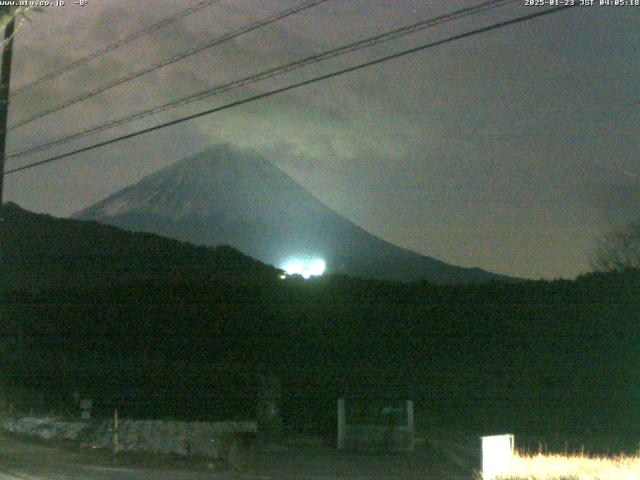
2 203 639 442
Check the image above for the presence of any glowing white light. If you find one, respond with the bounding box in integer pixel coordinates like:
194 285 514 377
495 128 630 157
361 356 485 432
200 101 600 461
282 257 326 279
284 261 304 275
309 259 326 276
482 434 514 480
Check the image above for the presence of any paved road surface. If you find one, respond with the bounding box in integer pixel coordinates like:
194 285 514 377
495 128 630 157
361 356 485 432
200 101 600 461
0 435 270 480
0 433 468 479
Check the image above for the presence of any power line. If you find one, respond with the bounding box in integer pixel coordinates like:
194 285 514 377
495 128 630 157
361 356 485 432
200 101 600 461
7 0 331 130
10 0 222 98
7 0 517 162
3 5 575 177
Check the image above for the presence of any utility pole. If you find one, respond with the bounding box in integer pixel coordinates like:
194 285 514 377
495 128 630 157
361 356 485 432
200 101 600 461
0 11 14 412
0 13 15 210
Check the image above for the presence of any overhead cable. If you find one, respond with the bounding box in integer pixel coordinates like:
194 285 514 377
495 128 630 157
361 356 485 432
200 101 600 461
7 0 516 161
3 5 575 176
11 0 222 97
8 0 331 130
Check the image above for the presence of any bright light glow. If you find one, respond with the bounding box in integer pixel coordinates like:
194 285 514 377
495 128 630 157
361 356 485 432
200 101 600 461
281 257 326 279
481 433 640 479
308 259 326 276
285 261 304 275
482 434 514 480
508 451 640 480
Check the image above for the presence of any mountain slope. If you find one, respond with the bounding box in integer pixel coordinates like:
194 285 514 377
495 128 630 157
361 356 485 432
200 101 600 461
74 143 513 284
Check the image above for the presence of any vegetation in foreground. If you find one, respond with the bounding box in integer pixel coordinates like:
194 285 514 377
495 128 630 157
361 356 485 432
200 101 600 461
1 203 639 440
500 451 640 480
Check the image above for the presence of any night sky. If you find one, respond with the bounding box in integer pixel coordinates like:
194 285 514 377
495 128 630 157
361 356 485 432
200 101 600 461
3 0 639 280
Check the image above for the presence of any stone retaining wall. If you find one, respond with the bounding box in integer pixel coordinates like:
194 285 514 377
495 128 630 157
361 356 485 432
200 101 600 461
0 415 256 459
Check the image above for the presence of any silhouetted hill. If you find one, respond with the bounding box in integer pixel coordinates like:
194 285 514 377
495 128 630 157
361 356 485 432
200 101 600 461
74 143 515 284
2 203 639 441
2 200 277 292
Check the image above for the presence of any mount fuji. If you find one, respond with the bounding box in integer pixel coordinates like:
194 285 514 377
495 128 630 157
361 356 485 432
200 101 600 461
74 143 512 284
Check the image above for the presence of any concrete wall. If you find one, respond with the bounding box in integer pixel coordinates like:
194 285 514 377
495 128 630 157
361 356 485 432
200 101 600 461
337 398 415 451
0 416 87 440
0 415 256 459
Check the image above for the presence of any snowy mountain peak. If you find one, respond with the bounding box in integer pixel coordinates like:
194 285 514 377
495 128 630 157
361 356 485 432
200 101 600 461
74 144 512 284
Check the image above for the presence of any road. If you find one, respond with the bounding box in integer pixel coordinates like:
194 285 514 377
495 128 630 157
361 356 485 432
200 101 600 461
0 432 470 479
0 434 270 480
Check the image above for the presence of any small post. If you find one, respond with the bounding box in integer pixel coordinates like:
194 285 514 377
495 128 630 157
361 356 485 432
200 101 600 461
337 397 346 450
112 409 119 454
80 398 92 420
406 400 414 450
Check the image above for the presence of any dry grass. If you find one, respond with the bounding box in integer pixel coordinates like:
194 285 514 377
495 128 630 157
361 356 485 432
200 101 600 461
500 451 640 480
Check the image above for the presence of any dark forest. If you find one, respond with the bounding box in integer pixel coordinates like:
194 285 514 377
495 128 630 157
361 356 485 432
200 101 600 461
2 203 638 442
